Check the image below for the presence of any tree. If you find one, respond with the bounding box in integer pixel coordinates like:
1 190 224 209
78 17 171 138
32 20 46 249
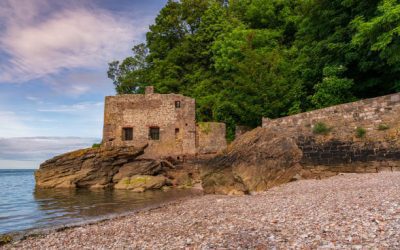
107 43 149 94
311 65 355 108
108 0 400 140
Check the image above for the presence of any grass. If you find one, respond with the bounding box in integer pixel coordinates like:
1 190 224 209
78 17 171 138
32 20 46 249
312 122 331 135
355 127 367 138
377 123 390 131
92 143 101 148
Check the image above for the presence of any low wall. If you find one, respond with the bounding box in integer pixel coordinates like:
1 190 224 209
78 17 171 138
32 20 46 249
196 122 227 155
262 93 400 170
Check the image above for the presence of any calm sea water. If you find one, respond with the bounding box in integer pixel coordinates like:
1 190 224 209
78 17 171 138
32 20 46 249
0 169 199 235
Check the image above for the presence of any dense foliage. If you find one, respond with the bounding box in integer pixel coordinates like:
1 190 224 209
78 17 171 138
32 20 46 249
108 0 400 140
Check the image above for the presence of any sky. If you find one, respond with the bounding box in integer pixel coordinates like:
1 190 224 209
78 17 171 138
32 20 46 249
0 0 167 169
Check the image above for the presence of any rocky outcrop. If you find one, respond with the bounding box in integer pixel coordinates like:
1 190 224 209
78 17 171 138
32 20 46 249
202 127 303 195
202 125 400 195
114 175 168 192
35 145 193 191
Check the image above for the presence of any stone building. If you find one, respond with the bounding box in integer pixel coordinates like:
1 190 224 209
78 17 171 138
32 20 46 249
102 86 226 158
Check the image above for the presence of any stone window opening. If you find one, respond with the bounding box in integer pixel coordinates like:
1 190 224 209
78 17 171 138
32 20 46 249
122 127 133 141
175 101 181 108
149 127 160 140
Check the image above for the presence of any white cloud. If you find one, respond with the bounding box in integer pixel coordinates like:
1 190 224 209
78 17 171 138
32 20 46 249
0 111 35 137
0 137 99 167
43 71 114 97
0 0 147 83
37 101 103 113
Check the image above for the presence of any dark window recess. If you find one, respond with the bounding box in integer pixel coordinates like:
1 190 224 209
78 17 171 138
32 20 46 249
175 128 180 134
122 127 133 141
175 101 181 108
149 127 160 140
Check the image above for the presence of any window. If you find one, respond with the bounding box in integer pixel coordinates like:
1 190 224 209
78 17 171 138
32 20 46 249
175 101 181 108
122 127 133 141
175 128 180 138
149 127 160 140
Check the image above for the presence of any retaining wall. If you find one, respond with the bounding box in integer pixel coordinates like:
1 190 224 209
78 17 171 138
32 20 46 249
262 93 400 171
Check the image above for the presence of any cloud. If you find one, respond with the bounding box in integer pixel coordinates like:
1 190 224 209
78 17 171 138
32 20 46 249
0 137 100 162
0 111 35 137
0 0 148 83
43 70 114 97
37 101 103 113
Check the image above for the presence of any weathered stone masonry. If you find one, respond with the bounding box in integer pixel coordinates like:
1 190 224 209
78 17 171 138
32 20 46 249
103 86 226 158
263 93 400 172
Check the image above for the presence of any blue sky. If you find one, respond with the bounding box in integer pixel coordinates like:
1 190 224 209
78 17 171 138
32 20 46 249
0 0 167 168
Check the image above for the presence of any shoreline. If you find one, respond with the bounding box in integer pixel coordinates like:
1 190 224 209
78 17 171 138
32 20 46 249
3 172 400 249
1 188 203 244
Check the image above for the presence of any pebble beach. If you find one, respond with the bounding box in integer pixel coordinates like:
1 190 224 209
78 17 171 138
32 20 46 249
4 172 400 249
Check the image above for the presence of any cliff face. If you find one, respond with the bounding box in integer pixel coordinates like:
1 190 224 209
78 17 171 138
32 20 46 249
35 145 199 191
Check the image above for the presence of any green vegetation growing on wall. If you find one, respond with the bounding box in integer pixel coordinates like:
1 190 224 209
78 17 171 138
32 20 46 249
355 127 367 138
108 0 400 139
198 122 211 135
313 122 331 135
378 124 390 131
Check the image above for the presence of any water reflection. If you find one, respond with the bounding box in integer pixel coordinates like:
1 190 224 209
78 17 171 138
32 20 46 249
0 169 201 235
31 188 201 231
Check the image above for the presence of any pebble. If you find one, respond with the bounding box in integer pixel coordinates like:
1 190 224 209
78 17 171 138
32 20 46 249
3 172 400 249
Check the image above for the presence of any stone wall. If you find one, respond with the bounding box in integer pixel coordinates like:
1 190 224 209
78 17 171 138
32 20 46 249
262 93 400 170
196 122 227 155
103 89 197 158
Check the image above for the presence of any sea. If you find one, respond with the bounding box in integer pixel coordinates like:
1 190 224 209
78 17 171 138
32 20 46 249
0 169 198 236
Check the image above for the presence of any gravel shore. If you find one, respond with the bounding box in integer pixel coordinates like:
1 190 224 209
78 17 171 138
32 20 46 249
4 172 400 249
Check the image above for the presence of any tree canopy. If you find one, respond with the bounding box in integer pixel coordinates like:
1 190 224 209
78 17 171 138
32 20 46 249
108 0 400 141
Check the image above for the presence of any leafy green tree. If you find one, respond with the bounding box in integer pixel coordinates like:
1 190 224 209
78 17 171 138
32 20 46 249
311 65 355 108
107 43 149 94
352 0 400 90
108 0 400 140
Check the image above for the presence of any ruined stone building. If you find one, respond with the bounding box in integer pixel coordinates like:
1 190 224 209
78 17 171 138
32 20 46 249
103 86 226 158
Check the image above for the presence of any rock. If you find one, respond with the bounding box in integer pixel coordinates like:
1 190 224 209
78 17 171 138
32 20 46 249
114 175 167 191
35 144 199 192
35 147 192 192
202 127 303 194
201 165 248 195
112 159 174 183
35 145 147 189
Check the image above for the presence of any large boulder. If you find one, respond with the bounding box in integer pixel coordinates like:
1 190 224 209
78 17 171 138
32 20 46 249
202 127 303 194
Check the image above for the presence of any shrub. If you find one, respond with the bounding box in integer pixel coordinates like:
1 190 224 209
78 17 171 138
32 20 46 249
92 143 101 148
355 127 366 138
313 122 331 135
378 124 390 131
